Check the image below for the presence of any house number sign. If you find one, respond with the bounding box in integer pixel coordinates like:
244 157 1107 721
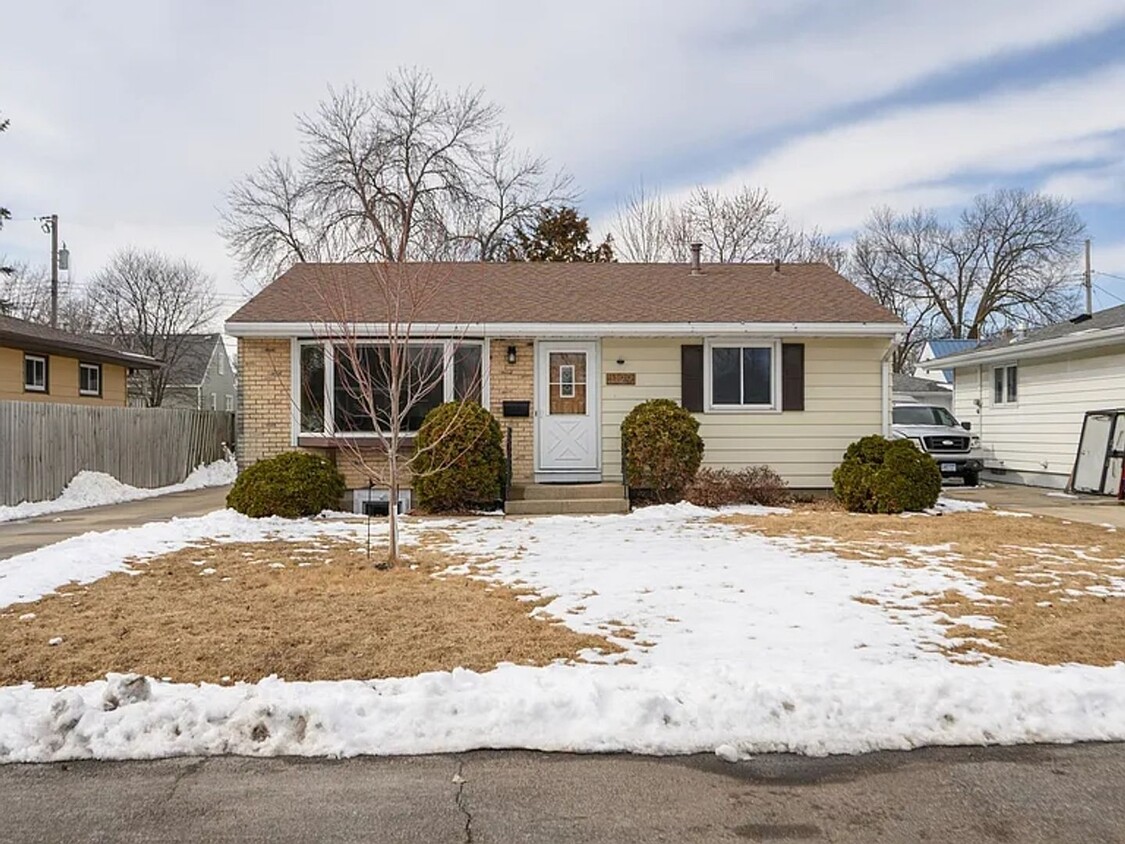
606 372 636 386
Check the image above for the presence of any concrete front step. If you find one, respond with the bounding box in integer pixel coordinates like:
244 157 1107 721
504 497 630 516
507 482 626 501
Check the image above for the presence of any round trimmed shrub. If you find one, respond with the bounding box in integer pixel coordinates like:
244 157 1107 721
413 401 504 513
832 435 941 514
227 451 345 518
621 399 704 503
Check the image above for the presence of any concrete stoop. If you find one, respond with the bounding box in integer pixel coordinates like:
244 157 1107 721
504 483 629 516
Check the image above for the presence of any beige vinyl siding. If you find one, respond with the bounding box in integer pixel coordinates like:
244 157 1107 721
0 345 128 406
601 337 888 488
953 343 1125 486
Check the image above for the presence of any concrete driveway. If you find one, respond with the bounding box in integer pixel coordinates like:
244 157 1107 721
944 483 1125 528
0 486 230 560
1 744 1123 843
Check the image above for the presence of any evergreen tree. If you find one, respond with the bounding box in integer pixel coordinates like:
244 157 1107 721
506 206 614 262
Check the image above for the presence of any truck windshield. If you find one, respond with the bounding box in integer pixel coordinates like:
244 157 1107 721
893 405 960 427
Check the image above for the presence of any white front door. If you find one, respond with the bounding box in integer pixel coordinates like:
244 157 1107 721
536 341 600 478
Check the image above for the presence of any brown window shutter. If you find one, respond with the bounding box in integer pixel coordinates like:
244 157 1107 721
681 345 704 412
781 343 805 411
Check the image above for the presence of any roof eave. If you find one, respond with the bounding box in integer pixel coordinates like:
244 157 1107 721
931 326 1125 368
224 320 906 338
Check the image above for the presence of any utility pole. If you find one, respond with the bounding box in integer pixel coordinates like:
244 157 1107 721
1085 238 1093 316
49 212 59 328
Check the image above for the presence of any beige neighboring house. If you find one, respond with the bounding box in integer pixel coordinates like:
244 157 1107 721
0 314 160 406
930 304 1125 490
225 257 902 513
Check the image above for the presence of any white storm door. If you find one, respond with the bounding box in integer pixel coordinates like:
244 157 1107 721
1074 412 1114 493
536 342 599 472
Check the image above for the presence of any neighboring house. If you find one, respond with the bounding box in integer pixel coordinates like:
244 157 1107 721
915 338 979 385
930 305 1125 489
124 334 237 411
0 314 160 406
225 259 902 512
892 372 953 411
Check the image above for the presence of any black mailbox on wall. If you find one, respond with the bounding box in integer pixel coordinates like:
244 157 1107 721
502 400 531 417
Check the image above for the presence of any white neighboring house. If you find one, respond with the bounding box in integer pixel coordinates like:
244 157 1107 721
892 373 954 411
929 305 1125 489
914 338 979 386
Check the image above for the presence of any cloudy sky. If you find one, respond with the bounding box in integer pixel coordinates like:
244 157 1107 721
4 0 1125 322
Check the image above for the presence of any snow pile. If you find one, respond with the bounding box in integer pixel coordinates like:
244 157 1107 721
2 662 1124 763
1 502 1123 763
0 457 238 524
929 496 989 514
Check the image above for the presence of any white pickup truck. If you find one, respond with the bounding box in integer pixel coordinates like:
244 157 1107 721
891 403 984 486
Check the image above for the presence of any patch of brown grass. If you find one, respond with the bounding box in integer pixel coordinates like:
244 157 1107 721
0 536 620 687
718 510 1125 666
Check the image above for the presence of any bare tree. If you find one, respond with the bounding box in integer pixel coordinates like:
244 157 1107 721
299 263 486 566
0 259 98 331
851 189 1085 345
608 182 844 266
611 181 671 263
221 68 572 285
86 248 219 406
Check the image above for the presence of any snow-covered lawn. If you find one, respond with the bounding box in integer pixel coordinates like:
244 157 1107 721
1 501 1123 763
0 457 236 524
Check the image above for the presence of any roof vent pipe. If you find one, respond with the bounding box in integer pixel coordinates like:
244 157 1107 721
689 242 702 275
773 258 782 275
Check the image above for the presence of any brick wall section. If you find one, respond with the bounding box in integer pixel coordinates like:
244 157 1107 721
489 338 535 481
236 337 293 469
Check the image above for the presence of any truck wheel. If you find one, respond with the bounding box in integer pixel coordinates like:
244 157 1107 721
962 470 980 487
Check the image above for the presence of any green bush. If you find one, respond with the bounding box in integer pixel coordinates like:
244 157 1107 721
227 451 345 518
413 401 504 513
832 435 941 514
621 399 704 503
685 466 791 508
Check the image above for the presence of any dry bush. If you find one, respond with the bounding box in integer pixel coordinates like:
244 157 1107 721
684 466 790 508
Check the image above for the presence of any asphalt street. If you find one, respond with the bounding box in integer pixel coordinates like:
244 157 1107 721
2 743 1124 843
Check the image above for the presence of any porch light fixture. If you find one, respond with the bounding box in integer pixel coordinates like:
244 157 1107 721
507 345 517 364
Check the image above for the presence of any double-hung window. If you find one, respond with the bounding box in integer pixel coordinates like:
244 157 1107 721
24 354 47 393
298 339 486 436
79 362 102 397
706 341 777 410
993 364 1018 404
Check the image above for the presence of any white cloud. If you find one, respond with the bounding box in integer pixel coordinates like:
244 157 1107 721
710 63 1125 232
1042 161 1125 203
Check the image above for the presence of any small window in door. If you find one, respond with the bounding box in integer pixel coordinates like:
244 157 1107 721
549 352 586 414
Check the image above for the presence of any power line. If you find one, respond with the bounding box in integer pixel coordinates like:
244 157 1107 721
1093 283 1125 307
1094 270 1125 285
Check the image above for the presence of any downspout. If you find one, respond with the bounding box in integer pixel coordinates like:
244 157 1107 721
880 336 900 437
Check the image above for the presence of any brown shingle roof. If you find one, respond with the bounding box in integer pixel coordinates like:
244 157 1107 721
0 315 161 369
227 262 899 326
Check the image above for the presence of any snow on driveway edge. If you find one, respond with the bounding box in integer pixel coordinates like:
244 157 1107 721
0 457 237 524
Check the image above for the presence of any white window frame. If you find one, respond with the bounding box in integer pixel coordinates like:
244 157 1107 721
23 354 47 393
294 338 489 438
703 338 782 412
224 394 234 412
209 392 217 411
78 361 102 397
992 364 1018 405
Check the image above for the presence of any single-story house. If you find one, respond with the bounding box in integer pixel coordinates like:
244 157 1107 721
929 304 1125 489
892 372 953 411
915 338 978 386
225 259 902 513
0 314 160 406
122 333 237 412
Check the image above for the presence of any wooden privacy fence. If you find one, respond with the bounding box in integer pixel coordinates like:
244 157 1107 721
0 401 236 506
